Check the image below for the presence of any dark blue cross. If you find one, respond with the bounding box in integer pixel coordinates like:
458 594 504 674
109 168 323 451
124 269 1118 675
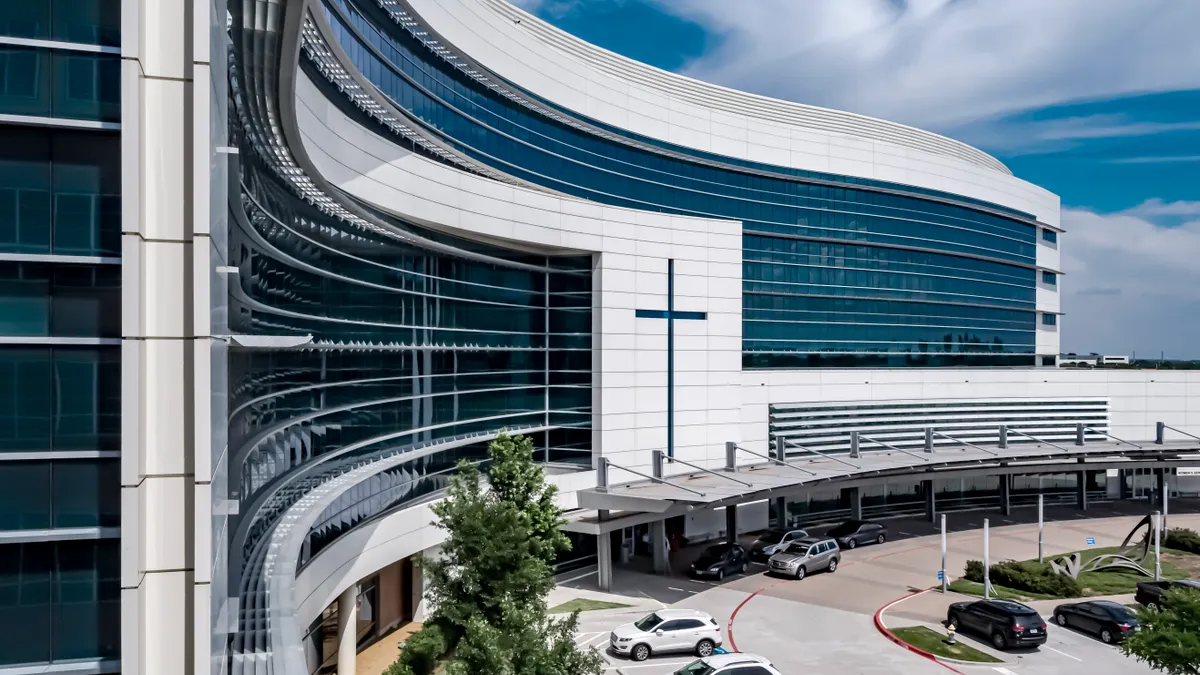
634 259 707 458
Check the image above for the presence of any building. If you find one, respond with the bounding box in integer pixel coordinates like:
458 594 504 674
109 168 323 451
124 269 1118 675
1059 354 1132 367
0 1 1197 675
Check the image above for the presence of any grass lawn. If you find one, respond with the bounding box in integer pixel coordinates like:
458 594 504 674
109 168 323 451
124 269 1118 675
1064 546 1190 596
548 598 631 613
948 578 1056 601
891 626 1001 663
954 546 1198 599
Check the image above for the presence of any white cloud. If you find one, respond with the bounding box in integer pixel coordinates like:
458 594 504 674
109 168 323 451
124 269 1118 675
642 0 1200 133
1060 207 1200 358
1108 155 1200 165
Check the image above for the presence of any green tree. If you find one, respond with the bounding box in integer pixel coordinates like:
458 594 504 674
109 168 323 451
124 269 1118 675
388 432 602 675
1121 588 1200 675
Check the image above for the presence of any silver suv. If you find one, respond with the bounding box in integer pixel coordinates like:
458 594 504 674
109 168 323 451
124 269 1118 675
610 609 723 662
767 536 840 580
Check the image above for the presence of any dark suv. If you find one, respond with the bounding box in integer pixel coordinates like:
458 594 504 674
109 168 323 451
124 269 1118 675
947 599 1047 650
689 543 748 580
1136 579 1200 611
825 520 888 549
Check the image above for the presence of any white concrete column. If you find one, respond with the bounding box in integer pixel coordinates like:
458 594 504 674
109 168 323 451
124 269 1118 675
119 1 217 675
650 520 669 575
597 533 613 592
338 585 359 675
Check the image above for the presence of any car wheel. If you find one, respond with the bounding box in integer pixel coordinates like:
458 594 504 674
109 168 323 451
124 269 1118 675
1100 628 1115 644
828 557 838 573
795 565 807 580
847 539 858 550
741 562 747 574
696 639 715 657
717 568 725 581
1147 601 1161 612
876 533 886 545
992 632 1007 650
631 644 650 662
947 613 960 631
1056 613 1068 626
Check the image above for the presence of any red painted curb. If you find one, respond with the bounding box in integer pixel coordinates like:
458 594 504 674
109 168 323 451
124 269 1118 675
725 577 790 652
874 588 964 674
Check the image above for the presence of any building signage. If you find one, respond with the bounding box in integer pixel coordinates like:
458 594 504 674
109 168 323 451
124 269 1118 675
1177 467 1200 477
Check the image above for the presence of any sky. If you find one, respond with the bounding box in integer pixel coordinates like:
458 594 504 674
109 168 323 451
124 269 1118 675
513 0 1200 358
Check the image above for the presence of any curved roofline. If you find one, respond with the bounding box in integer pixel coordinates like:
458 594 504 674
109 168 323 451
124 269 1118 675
472 0 1010 175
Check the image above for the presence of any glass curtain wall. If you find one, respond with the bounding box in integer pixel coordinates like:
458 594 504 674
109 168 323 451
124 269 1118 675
314 0 1042 368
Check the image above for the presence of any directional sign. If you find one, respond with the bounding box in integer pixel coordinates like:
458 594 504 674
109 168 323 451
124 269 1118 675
1086 538 1096 546
937 570 944 581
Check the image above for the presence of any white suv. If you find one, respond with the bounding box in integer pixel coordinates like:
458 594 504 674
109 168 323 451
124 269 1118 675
610 609 723 662
673 653 782 675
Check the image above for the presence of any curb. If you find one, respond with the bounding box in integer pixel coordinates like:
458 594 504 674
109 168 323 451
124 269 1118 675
874 588 965 674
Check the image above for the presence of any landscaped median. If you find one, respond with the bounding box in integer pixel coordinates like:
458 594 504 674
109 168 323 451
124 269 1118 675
951 529 1200 601
890 626 1001 664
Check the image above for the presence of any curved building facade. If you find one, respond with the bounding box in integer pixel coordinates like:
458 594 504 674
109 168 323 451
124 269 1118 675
32 1 1186 675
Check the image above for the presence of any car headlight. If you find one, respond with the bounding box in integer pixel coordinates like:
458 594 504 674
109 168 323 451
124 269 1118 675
617 637 631 642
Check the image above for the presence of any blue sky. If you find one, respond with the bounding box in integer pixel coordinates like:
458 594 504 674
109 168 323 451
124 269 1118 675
515 0 1200 358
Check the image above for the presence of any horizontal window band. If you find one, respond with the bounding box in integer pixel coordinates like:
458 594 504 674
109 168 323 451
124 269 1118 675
0 253 121 265
0 337 120 345
0 526 119 543
0 36 120 54
0 113 119 131
635 309 708 320
0 452 120 461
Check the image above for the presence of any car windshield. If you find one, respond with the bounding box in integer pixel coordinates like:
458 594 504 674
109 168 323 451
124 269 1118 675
1012 613 1042 626
700 545 729 558
827 522 862 536
634 613 664 631
757 530 787 544
674 661 715 675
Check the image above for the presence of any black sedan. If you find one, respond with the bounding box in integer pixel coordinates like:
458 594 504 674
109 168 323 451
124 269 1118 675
947 599 1047 650
1136 579 1200 611
825 520 887 550
689 543 748 580
1053 600 1141 644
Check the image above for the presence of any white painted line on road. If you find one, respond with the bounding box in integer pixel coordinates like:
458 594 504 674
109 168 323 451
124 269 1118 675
605 660 692 670
1003 519 1016 524
559 569 598 584
686 590 699 594
899 531 914 536
667 587 686 592
637 590 667 609
1043 645 1082 661
687 579 707 584
574 631 604 645
992 668 1018 675
581 633 609 647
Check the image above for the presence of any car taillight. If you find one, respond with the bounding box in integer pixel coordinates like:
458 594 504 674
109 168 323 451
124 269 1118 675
1012 624 1025 632
1118 623 1133 630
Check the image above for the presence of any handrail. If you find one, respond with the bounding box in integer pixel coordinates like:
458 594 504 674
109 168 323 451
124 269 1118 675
1163 424 1200 442
667 455 754 487
603 461 706 497
782 438 862 470
859 434 930 462
1084 427 1143 449
1007 427 1070 452
733 444 817 475
932 430 999 456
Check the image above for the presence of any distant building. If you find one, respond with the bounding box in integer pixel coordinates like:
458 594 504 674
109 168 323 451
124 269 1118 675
1059 354 1130 367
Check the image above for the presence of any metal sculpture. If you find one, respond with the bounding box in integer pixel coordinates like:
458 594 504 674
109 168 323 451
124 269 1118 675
1048 515 1157 580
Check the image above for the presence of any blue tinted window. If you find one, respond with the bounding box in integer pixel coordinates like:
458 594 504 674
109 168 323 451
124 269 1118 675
0 539 119 665
1042 314 1057 326
0 1 121 46
0 347 120 453
315 0 1045 368
0 128 120 256
0 263 120 337
0 460 118 530
1042 229 1057 243
0 47 119 122
1042 271 1057 285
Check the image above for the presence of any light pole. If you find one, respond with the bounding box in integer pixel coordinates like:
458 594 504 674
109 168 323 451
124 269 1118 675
984 518 991 600
1038 494 1044 564
1154 512 1162 581
941 513 948 594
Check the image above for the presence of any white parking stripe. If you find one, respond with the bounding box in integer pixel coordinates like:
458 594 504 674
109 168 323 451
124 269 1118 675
667 587 686 592
605 660 693 670
574 631 604 645
992 668 1018 675
1043 645 1083 661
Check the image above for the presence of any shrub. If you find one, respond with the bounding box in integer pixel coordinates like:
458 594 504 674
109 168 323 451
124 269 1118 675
386 624 448 675
1164 528 1200 555
962 559 1081 598
965 560 984 583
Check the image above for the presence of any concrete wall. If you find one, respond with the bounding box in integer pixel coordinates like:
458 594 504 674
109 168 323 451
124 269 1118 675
743 369 1200 457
